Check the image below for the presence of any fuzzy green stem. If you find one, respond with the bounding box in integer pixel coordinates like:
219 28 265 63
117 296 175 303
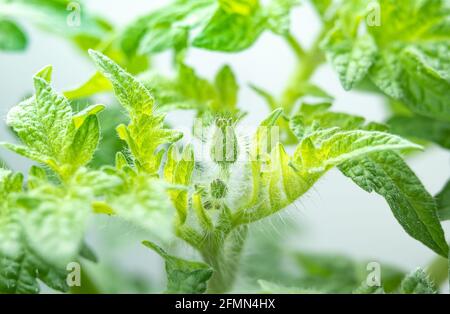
202 242 231 294
176 200 249 293
201 226 248 293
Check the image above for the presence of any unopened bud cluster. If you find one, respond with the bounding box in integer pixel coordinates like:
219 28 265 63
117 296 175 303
210 118 239 166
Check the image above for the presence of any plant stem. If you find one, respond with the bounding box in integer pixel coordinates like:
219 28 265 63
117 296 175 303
202 244 231 294
279 32 327 144
201 226 248 293
281 32 326 114
285 33 306 59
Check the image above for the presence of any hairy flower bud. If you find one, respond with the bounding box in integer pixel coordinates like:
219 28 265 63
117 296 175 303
210 179 228 199
210 118 239 166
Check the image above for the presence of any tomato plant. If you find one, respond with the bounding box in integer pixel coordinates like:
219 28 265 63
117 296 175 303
0 0 449 294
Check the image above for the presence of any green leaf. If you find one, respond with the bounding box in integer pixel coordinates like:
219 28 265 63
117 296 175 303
319 0 372 61
237 111 317 223
0 242 68 294
16 185 92 267
219 0 258 15
142 240 213 294
322 0 450 121
214 65 239 111
388 115 450 150
322 28 377 90
436 180 450 221
396 46 450 121
117 114 183 173
369 50 405 100
70 167 123 197
0 169 68 294
91 104 127 168
2 66 103 178
89 50 154 116
288 104 447 257
292 251 403 293
171 63 219 113
90 50 182 173
400 268 437 294
121 0 299 54
108 174 174 237
193 7 266 52
294 129 421 172
69 107 103 169
265 0 300 35
97 163 176 242
295 253 368 293
139 72 192 112
316 0 370 36
64 72 112 100
236 107 420 224
120 0 216 56
136 25 188 55
368 0 448 48
7 68 72 159
66 102 127 168
367 0 450 121
241 145 305 223
164 145 195 224
0 19 27 51
272 252 405 294
339 151 449 257
290 102 364 140
141 62 242 119
16 167 112 270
